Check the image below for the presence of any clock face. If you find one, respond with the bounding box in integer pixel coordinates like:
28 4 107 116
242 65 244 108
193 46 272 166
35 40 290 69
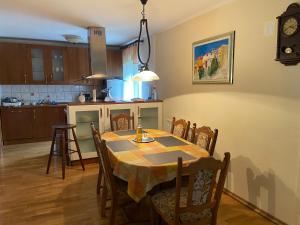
283 17 298 36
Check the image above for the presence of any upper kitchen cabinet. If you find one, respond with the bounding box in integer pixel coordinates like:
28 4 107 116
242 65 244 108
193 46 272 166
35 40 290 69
27 45 67 84
27 45 47 84
65 46 90 84
45 46 68 84
0 42 30 84
107 48 123 78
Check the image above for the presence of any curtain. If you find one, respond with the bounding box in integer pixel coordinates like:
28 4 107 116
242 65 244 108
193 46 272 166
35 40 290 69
122 43 152 100
122 44 140 100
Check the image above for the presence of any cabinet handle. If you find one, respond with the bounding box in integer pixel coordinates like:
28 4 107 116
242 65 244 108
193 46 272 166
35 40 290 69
33 109 36 120
100 108 102 118
138 106 140 116
45 74 48 84
24 74 27 84
50 74 53 80
107 108 109 118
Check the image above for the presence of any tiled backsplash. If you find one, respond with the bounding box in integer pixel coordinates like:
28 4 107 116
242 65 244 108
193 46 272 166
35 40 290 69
0 85 92 104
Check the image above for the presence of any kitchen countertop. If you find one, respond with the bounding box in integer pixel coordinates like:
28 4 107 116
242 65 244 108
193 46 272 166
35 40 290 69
67 99 163 106
0 100 163 109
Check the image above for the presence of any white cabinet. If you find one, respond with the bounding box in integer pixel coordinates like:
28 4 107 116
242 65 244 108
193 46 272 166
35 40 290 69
136 102 163 130
103 103 136 131
67 101 162 160
68 105 105 159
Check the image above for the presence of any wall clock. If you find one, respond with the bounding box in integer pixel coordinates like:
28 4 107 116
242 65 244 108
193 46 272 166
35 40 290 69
276 3 300 65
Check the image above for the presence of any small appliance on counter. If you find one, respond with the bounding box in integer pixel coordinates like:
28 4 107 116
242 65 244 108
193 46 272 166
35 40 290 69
1 97 22 107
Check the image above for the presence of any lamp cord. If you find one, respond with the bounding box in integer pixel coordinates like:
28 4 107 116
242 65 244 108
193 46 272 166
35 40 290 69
137 5 151 69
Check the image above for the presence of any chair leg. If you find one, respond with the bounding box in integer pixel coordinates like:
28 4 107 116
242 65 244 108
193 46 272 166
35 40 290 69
61 131 66 179
151 201 159 225
46 129 56 174
64 131 71 166
72 128 85 171
101 182 108 217
97 166 103 194
110 195 118 225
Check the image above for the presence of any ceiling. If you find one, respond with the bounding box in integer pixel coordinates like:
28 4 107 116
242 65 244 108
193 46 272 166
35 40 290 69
0 0 232 45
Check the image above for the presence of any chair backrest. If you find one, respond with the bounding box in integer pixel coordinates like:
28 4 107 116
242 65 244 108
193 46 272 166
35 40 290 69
170 117 190 138
110 113 135 131
193 126 218 156
185 123 196 142
91 122 101 158
95 138 117 195
174 153 230 225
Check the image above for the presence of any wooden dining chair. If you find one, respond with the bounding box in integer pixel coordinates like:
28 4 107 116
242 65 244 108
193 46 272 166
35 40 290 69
184 123 196 142
91 123 103 194
170 117 190 138
151 152 230 225
96 138 129 225
110 113 135 131
193 126 218 156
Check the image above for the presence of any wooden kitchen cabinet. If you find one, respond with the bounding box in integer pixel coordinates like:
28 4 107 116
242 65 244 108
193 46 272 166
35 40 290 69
0 41 123 84
0 43 30 84
65 47 90 84
27 45 47 84
33 107 66 139
1 108 34 142
107 48 123 78
45 46 68 84
1 106 66 145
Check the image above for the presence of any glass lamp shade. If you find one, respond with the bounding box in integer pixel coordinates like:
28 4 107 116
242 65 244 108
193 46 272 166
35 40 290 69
132 70 159 82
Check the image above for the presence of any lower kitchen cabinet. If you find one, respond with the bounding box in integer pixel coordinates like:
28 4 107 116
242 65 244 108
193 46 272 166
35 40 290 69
67 101 162 160
33 107 66 139
1 108 34 142
68 105 105 160
136 103 163 130
1 106 66 145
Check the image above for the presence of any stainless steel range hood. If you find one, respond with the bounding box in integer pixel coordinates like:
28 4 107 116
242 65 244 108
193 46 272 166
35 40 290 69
85 27 109 79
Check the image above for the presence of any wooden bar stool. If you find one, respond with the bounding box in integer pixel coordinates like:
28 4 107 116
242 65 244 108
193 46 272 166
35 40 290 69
46 124 85 179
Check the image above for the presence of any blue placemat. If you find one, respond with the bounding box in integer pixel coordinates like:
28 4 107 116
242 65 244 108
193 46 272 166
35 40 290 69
144 150 196 165
155 136 189 147
106 140 138 152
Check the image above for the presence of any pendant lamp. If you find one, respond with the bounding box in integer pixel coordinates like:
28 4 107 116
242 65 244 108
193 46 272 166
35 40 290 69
132 0 159 82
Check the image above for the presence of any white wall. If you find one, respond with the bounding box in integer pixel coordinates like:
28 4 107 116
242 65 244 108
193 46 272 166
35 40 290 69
155 0 300 224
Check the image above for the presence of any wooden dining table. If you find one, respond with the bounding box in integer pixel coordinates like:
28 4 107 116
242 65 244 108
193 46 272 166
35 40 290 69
102 129 209 202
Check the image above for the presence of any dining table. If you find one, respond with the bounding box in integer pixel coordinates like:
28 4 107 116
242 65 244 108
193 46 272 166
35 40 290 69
101 129 209 202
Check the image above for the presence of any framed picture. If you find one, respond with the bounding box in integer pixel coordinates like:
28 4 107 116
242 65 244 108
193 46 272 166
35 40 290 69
192 31 235 84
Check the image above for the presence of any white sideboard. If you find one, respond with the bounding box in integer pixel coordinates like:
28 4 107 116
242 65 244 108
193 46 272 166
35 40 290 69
67 101 163 160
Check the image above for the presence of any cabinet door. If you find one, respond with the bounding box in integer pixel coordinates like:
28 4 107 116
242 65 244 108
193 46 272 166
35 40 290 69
0 43 29 84
45 47 67 84
1 108 33 141
104 104 136 131
27 45 47 84
136 102 163 130
107 48 123 78
65 47 90 84
33 107 66 139
0 43 8 84
67 105 105 160
111 49 123 77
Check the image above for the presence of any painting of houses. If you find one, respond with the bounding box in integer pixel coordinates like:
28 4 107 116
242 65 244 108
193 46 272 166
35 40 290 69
192 32 234 84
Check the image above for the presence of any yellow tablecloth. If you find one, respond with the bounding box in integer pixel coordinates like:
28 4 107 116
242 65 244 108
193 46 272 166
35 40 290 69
102 129 209 202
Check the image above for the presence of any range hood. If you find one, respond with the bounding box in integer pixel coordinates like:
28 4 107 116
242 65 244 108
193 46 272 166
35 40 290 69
85 27 110 79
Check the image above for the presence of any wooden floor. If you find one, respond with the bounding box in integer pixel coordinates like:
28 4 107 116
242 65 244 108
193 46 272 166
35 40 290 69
0 142 275 225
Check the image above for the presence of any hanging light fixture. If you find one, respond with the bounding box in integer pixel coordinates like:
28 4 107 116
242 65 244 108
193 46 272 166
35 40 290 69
132 0 159 82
